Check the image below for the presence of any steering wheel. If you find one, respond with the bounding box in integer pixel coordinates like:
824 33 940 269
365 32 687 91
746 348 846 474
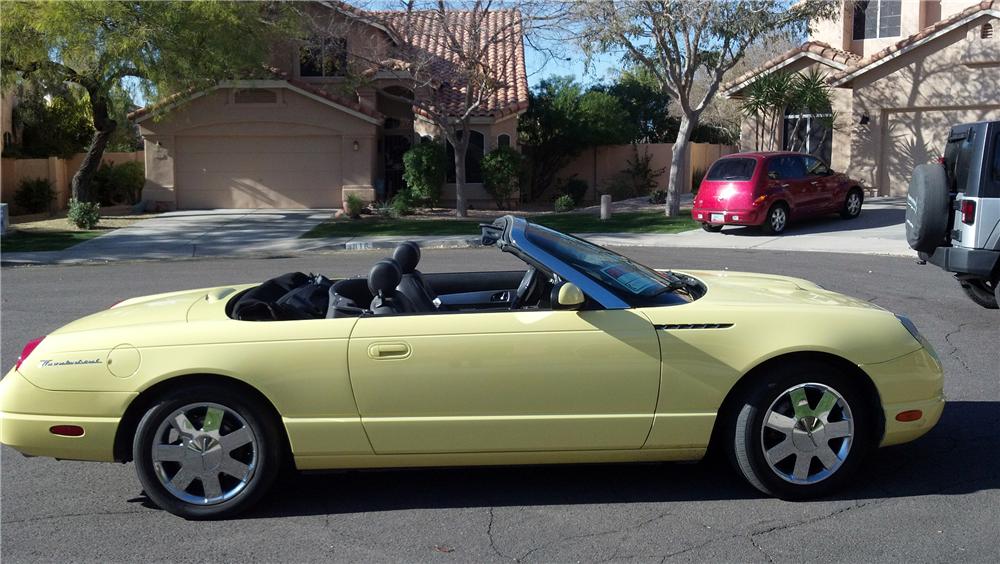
509 266 538 310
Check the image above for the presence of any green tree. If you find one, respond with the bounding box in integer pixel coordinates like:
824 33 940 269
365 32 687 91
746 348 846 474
10 87 93 158
1 0 292 202
741 68 835 154
402 140 447 206
518 76 631 200
595 67 676 143
576 0 837 215
481 146 523 209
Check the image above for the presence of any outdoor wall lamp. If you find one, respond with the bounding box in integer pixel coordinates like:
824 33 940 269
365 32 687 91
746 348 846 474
352 140 360 151
860 112 870 125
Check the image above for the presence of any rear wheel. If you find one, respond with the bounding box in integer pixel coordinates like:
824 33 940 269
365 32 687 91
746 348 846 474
701 223 724 233
727 361 876 499
132 385 282 519
840 189 863 219
760 203 788 235
958 277 999 309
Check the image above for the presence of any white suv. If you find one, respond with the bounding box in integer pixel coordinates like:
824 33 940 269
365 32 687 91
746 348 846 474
906 120 1000 309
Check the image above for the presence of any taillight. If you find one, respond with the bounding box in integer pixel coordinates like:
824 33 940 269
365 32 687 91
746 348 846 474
15 337 45 371
961 199 976 224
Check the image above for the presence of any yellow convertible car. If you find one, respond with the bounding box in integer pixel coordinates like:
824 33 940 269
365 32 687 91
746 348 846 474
1 216 943 519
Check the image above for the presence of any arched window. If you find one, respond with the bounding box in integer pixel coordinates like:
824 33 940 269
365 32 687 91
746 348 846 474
497 133 511 148
783 104 833 164
983 23 994 39
446 130 485 183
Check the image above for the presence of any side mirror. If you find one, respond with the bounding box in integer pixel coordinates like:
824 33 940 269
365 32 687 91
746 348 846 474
552 281 585 310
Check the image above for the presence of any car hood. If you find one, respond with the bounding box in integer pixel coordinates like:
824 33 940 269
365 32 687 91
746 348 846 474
50 288 221 335
676 270 882 310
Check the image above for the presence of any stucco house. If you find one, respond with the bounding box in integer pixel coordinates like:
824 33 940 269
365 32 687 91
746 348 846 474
130 2 528 210
725 0 999 196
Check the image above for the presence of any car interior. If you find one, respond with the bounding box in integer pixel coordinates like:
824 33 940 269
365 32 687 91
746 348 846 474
227 241 555 321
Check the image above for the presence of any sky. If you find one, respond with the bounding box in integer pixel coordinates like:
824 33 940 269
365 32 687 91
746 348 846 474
524 42 625 88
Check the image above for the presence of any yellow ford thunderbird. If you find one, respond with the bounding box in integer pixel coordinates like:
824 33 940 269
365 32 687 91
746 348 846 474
0 216 943 519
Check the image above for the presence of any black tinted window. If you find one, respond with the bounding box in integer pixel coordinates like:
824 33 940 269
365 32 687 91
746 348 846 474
706 158 756 181
802 156 831 176
944 128 977 193
767 156 806 180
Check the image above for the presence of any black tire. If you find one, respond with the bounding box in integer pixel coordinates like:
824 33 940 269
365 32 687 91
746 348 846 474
727 360 877 499
701 223 724 233
958 277 999 309
760 203 789 235
905 164 950 253
132 384 282 519
840 188 864 219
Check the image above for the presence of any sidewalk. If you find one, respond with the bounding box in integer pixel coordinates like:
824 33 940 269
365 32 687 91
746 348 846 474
1 198 915 266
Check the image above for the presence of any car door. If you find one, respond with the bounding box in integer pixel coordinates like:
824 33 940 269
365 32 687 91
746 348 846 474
802 155 837 212
766 156 808 213
347 308 661 454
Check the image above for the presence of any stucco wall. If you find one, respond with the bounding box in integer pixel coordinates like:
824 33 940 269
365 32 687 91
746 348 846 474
850 21 1000 195
1 152 143 212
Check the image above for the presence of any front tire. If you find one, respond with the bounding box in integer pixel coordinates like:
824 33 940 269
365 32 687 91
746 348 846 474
132 385 282 519
958 277 999 309
840 189 863 219
727 361 876 499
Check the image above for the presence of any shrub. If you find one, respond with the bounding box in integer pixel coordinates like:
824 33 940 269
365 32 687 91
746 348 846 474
481 146 523 209
649 190 667 204
67 198 101 229
344 193 365 219
691 167 707 195
600 146 666 201
559 177 588 205
13 178 55 214
402 141 446 205
390 191 414 217
92 161 146 205
554 194 575 212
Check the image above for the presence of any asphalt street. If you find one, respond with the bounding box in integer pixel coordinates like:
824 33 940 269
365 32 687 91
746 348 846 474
1 247 998 563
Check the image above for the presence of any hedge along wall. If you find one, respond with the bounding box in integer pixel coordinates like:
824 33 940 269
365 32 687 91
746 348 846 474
0 151 143 212
549 142 738 203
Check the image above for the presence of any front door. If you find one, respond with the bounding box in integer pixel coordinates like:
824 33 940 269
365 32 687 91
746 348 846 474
347 309 661 454
801 155 836 212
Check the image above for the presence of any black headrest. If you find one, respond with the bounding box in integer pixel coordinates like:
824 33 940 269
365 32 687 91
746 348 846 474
368 259 402 295
392 241 421 274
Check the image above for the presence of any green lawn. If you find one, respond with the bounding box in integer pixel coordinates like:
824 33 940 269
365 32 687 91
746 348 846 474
303 211 698 239
1 230 104 253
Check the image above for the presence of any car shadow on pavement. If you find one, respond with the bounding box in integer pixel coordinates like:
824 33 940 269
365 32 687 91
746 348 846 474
720 207 905 237
235 400 996 519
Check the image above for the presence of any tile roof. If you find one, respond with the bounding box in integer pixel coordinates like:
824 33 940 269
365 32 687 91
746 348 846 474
722 41 861 95
829 0 1000 85
375 9 529 118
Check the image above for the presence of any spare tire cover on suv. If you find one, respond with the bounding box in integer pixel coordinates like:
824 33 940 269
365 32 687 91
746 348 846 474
905 163 950 253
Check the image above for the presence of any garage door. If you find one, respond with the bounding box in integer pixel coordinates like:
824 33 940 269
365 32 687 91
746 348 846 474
883 108 999 196
175 135 342 209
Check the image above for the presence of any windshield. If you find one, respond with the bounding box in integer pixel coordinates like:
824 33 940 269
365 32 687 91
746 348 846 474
524 224 691 305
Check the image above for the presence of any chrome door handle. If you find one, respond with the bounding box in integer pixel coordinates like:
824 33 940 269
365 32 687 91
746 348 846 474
368 342 411 359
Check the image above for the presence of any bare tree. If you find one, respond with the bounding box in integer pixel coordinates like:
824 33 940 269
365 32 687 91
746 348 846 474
575 0 837 216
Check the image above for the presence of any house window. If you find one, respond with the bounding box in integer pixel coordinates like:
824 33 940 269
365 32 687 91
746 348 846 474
300 37 347 77
852 1 901 40
446 130 485 183
783 106 833 164
497 134 511 148
233 89 278 104
983 23 994 39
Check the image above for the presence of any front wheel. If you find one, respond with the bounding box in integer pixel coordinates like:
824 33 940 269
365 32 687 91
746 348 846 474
132 385 283 519
958 277 999 309
840 189 863 219
727 362 876 499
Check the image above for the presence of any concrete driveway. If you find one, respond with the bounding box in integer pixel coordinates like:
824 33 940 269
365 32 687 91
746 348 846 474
45 209 334 262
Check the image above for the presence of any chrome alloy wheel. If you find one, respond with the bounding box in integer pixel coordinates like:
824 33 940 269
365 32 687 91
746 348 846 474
770 207 787 232
847 192 862 216
151 402 258 505
760 383 854 485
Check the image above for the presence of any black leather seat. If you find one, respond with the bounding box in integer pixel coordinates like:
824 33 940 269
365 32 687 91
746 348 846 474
368 258 416 316
393 241 439 312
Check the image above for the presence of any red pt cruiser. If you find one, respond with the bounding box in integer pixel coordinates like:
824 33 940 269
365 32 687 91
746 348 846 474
691 152 865 234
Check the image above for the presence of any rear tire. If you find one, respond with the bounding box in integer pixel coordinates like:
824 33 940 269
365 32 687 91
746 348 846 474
840 189 863 219
760 203 789 235
133 384 282 519
727 360 876 499
701 223 724 233
958 277 999 309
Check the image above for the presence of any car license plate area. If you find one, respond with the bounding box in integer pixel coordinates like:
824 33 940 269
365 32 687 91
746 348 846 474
710 213 725 223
